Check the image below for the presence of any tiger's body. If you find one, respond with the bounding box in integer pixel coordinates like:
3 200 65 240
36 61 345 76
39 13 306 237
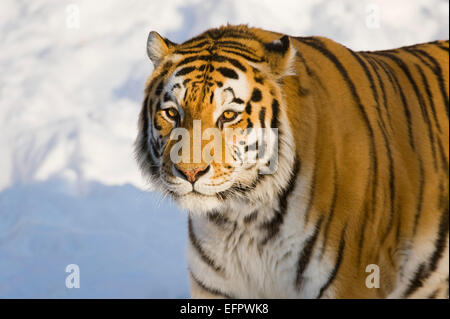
135 25 449 298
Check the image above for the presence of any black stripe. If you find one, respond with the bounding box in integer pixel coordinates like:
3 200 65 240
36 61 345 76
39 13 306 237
207 211 231 227
437 137 449 177
251 88 262 102
183 88 189 103
428 203 449 274
243 211 258 224
155 81 164 95
415 63 442 133
320 158 338 258
190 271 232 298
141 95 149 142
175 66 196 76
296 216 324 290
221 49 262 63
372 56 399 94
403 263 427 297
232 97 244 104
216 55 247 72
217 67 238 79
254 77 264 84
436 45 449 53
294 50 313 75
259 107 266 128
163 92 172 102
181 36 208 46
317 224 347 298
245 102 252 114
224 221 238 244
404 48 435 71
413 159 426 239
175 45 213 55
137 95 159 178
153 101 162 130
175 49 206 55
188 217 224 273
435 41 449 53
184 40 209 49
271 99 280 129
411 48 449 117
176 55 209 68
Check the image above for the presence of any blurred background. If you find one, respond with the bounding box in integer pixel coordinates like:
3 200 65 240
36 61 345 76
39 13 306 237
0 0 448 298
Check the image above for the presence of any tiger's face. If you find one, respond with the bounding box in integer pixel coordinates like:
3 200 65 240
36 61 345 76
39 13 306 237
136 27 297 213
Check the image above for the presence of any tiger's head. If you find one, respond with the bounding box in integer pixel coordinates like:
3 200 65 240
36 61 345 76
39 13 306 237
135 25 298 214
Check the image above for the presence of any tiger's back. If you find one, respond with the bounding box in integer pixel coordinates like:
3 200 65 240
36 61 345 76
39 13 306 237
279 32 449 298
136 25 449 298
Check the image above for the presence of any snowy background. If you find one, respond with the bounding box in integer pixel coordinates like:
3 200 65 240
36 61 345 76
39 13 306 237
0 0 448 298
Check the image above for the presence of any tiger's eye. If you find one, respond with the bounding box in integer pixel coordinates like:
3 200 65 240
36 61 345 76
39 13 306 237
165 108 179 120
223 110 237 120
217 110 239 128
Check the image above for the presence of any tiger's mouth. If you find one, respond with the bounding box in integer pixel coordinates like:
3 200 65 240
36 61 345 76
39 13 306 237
158 165 260 213
164 174 258 200
161 175 236 198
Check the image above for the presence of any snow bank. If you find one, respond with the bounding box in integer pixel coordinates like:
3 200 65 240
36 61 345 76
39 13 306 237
0 180 189 298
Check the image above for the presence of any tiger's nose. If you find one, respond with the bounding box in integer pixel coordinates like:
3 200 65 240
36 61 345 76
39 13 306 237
174 164 210 183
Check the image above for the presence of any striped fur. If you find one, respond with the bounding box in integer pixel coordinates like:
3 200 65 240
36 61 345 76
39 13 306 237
135 25 449 298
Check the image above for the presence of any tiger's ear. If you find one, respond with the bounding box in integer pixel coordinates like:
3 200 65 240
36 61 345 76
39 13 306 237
147 31 177 67
263 35 296 78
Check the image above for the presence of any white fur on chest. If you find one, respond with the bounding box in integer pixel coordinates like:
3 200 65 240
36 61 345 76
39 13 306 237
187 202 335 298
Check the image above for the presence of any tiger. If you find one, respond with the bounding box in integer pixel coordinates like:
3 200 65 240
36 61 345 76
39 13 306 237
135 24 449 299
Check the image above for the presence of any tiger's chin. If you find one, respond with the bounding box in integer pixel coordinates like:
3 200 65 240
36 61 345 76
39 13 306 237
171 191 226 214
